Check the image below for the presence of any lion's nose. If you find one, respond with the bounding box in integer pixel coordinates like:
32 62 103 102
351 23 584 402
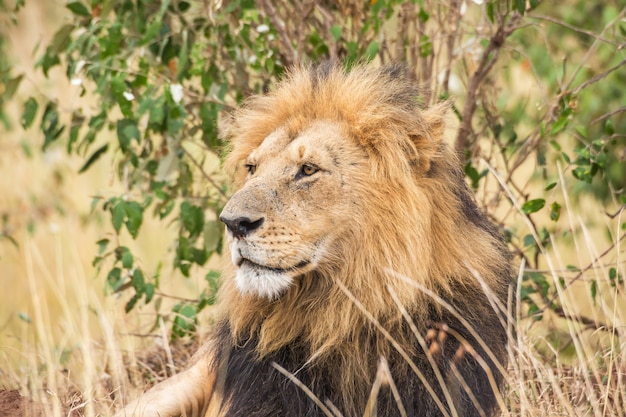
219 215 264 238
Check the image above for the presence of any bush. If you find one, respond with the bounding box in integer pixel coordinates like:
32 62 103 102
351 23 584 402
2 0 625 340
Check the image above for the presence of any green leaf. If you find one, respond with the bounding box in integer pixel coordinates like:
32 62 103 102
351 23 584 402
172 302 198 339
124 201 143 239
121 248 134 269
180 201 204 238
68 124 80 153
550 114 569 136
111 201 125 233
418 8 429 22
116 118 140 152
149 95 165 126
49 24 74 55
66 1 91 17
107 267 122 290
544 181 557 191
4 74 24 100
206 269 220 285
365 41 379 60
529 272 550 298
604 119 615 135
21 97 38 129
141 18 163 45
346 41 359 61
190 247 209 265
550 202 561 221
513 0 525 14
41 102 65 150
144 283 155 303
572 166 594 183
329 25 342 42
486 1 495 23
522 234 535 247
79 143 108 173
96 238 109 255
522 198 545 214
419 35 432 57
111 76 133 118
179 262 191 277
101 22 123 58
590 280 597 305
177 31 190 81
527 302 543 321
465 163 486 189
132 269 145 292
125 294 141 313
37 52 60 77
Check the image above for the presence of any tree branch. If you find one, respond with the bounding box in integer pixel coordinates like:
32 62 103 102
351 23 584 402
455 13 522 155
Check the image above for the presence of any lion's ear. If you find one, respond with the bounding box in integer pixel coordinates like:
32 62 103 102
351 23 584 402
218 110 236 142
410 103 447 173
422 105 446 144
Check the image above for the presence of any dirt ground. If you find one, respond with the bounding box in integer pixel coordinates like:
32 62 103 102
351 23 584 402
0 390 48 417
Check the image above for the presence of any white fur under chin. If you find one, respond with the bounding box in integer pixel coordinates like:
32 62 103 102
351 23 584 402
235 264 293 299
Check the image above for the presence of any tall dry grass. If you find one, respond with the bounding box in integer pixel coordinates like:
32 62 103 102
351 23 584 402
1 200 623 416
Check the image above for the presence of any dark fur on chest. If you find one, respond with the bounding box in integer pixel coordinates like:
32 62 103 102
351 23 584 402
215 301 507 417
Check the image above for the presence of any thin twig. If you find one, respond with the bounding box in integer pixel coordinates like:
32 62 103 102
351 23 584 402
552 306 617 334
591 106 626 126
530 14 624 47
180 145 228 200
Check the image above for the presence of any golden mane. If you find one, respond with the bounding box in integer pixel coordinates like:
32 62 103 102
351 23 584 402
218 62 510 366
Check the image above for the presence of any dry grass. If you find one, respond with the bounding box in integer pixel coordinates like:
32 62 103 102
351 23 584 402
1 2 624 417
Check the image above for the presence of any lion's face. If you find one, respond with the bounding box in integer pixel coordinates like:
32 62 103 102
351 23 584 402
220 120 365 299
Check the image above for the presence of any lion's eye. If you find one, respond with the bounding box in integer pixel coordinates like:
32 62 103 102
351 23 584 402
300 164 319 177
245 164 257 175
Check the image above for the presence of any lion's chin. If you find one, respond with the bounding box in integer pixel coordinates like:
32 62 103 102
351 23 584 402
234 260 294 299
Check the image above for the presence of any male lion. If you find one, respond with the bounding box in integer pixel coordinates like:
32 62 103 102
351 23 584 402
116 63 513 417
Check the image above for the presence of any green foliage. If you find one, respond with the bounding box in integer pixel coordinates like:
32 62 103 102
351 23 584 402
0 0 25 127
1 0 624 339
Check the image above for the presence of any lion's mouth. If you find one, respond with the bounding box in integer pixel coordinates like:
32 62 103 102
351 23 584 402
238 258 311 273
230 243 320 298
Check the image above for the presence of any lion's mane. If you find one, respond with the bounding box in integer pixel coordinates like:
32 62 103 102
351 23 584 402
204 63 513 417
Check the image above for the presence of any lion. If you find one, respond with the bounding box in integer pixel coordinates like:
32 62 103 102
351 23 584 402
115 63 513 417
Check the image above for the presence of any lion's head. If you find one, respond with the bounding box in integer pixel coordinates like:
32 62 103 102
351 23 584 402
220 118 364 299
217 63 510 358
